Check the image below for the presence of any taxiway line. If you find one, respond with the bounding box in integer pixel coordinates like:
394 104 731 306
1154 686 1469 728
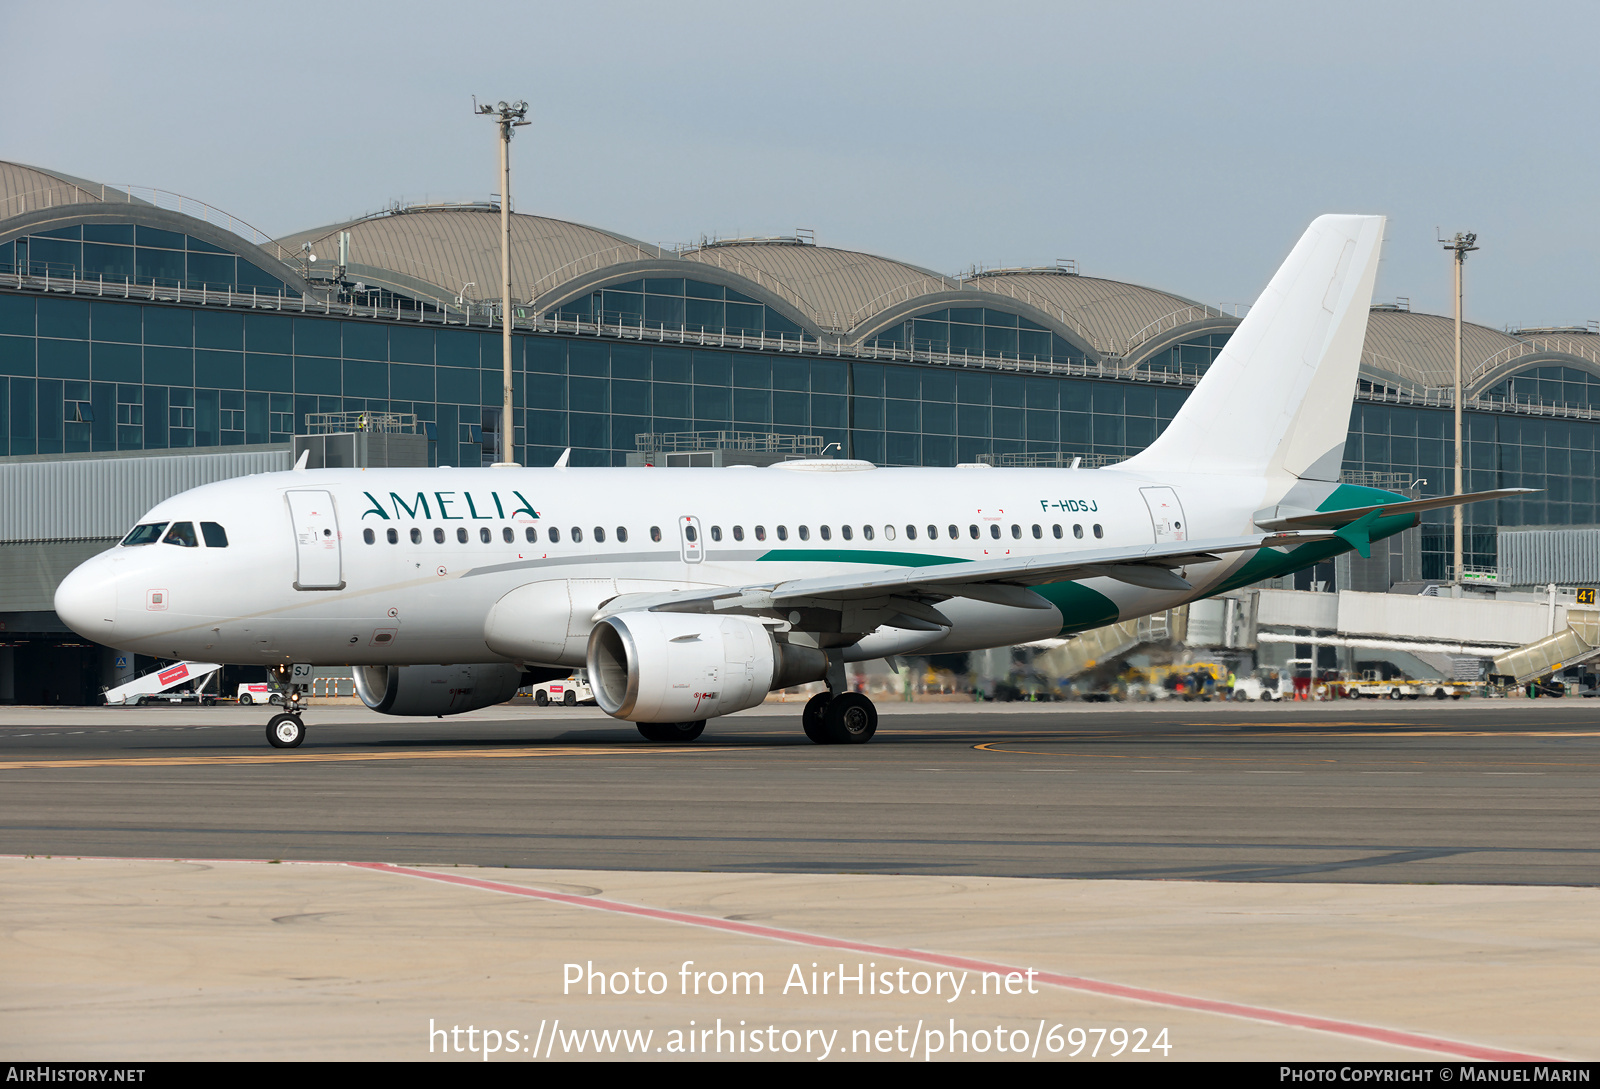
356 859 1554 1062
0 745 736 771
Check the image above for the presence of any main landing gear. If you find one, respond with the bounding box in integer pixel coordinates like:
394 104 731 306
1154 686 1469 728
802 690 878 745
636 721 705 742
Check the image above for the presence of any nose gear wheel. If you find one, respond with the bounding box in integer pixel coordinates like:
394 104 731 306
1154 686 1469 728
267 713 305 748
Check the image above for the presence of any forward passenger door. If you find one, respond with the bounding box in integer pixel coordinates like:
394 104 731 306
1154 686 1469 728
286 489 344 590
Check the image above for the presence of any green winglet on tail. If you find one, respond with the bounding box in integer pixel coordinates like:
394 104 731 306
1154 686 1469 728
1332 509 1385 559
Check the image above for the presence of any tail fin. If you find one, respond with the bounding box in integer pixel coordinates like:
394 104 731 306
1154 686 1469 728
1119 214 1385 482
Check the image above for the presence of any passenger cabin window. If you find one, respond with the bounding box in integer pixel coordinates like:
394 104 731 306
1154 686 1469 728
412 528 424 545
798 526 810 541
1053 524 1063 539
436 528 447 544
952 525 961 539
525 527 537 543
1074 524 1084 539
457 527 469 544
755 525 767 541
732 526 744 542
819 525 831 541
617 527 629 543
502 526 514 543
163 522 198 547
906 525 918 540
480 527 492 543
710 526 722 542
1011 524 1021 539
650 526 662 542
989 524 1001 539
549 527 560 544
594 527 606 543
201 522 228 548
1093 524 1104 538
387 528 399 544
842 525 853 541
572 527 584 543
776 526 787 541
1031 524 1042 539
122 522 168 546
684 525 696 543
363 528 375 545
861 525 873 541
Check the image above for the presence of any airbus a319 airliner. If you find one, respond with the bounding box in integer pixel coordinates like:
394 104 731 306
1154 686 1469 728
53 215 1522 747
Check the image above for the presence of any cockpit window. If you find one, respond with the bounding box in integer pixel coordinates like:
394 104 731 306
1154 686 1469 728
122 522 168 546
162 521 199 548
201 522 228 548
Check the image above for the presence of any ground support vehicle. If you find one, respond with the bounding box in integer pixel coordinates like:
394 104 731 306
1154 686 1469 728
235 682 285 706
527 676 595 706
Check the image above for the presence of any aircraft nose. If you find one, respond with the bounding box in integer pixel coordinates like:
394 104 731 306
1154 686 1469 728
55 558 118 640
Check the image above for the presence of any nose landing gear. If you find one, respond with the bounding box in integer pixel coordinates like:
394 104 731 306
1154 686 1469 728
264 665 307 748
267 713 305 748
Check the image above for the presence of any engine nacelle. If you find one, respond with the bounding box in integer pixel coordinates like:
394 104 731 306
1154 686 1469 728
353 663 526 717
587 612 827 723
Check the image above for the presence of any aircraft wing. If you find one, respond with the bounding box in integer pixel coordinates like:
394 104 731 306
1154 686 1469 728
596 530 1336 626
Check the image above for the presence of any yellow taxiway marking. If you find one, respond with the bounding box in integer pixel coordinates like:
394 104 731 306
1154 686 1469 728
972 742 1331 764
0 746 735 771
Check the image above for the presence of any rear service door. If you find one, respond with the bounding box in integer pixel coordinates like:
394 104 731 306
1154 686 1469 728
287 490 344 589
678 515 704 565
1140 487 1188 544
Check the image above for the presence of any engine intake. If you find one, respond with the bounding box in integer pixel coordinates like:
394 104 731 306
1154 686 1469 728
587 613 827 723
353 663 527 717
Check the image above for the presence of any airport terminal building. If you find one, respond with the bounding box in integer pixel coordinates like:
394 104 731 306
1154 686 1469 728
3 159 1599 701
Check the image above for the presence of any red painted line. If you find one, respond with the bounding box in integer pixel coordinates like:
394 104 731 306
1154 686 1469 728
355 861 1556 1062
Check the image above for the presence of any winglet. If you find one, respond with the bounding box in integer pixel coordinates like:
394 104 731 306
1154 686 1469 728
293 449 310 471
554 448 571 469
1333 509 1384 559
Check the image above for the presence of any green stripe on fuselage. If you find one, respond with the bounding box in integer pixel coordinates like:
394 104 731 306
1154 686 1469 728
1030 581 1121 635
755 549 1118 636
756 549 967 567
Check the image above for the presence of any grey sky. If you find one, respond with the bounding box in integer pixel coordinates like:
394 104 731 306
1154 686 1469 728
3 1 1594 329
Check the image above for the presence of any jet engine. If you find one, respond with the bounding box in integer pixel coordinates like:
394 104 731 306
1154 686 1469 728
586 612 827 723
352 663 528 717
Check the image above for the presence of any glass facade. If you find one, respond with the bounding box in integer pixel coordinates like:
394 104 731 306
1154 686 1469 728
0 225 293 296
1485 365 1600 409
527 336 1184 468
865 307 1085 364
554 277 802 338
1139 331 1229 376
1346 402 1599 578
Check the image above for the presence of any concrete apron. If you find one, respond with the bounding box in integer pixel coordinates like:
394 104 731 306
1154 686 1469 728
0 857 1591 1062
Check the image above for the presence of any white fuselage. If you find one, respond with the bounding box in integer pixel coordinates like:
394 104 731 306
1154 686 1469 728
55 462 1278 669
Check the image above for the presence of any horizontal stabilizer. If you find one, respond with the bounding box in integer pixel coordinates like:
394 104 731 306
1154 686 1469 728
1255 488 1536 531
